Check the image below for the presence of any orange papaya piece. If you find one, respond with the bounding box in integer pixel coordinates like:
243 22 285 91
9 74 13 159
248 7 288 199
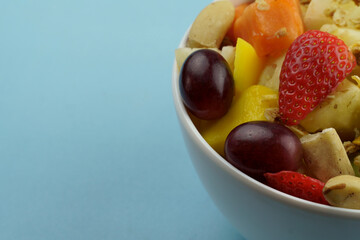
233 0 304 57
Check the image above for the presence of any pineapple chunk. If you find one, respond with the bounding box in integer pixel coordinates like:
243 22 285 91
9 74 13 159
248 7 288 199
221 46 236 72
258 54 285 91
233 38 264 96
201 85 278 156
300 79 360 140
299 0 310 22
304 0 334 30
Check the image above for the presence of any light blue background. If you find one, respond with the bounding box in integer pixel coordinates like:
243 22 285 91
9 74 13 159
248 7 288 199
0 1 246 239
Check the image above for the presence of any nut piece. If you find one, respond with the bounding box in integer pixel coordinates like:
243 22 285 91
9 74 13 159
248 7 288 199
300 128 355 182
343 141 360 154
323 175 360 209
274 27 288 38
333 9 348 27
187 1 235 48
323 7 336 18
350 16 360 29
256 0 270 11
350 43 360 65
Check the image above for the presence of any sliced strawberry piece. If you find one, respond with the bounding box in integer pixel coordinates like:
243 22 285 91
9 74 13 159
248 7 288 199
264 171 329 205
279 30 356 125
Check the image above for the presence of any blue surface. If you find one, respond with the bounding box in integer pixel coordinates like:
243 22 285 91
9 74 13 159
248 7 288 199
0 1 246 239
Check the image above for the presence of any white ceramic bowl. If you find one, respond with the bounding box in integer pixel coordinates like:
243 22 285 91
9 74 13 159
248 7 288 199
172 16 360 240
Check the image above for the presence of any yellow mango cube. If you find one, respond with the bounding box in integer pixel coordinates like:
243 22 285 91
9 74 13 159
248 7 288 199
201 85 278 156
233 38 264 96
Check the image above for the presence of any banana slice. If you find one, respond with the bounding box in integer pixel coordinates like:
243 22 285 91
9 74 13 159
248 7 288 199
300 128 355 182
323 175 360 209
299 79 360 141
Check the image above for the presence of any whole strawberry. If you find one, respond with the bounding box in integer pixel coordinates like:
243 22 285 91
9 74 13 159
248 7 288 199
279 30 356 125
264 171 328 205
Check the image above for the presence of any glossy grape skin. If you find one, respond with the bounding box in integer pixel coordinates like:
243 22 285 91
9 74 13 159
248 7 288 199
224 121 303 182
179 49 234 120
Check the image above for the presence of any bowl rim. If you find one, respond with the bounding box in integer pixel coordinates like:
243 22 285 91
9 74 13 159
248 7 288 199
172 25 360 220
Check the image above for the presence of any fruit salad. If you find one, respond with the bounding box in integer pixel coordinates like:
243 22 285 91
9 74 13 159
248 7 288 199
175 0 360 209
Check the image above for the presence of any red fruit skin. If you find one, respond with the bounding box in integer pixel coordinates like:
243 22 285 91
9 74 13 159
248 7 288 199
279 30 356 125
264 171 329 205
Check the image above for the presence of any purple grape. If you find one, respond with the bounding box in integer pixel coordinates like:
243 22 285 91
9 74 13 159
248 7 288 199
224 121 303 181
179 49 234 120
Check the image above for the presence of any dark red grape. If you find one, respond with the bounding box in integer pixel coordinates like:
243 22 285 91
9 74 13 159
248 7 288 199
179 49 234 120
224 121 303 181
